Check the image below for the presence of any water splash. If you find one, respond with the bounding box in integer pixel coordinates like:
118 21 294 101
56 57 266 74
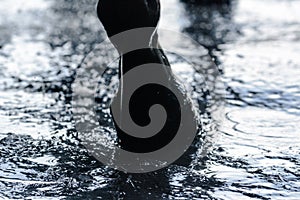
0 0 300 199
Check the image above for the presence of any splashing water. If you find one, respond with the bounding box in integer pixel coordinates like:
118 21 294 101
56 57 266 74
0 0 299 199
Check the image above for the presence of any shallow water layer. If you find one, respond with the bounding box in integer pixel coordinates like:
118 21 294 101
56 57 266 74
0 0 299 199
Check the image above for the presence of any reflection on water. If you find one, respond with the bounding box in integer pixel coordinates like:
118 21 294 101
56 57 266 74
0 0 299 199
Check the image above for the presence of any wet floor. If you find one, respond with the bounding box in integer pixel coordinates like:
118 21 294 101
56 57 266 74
0 0 299 199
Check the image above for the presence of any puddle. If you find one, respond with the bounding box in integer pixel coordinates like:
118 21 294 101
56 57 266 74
0 0 299 199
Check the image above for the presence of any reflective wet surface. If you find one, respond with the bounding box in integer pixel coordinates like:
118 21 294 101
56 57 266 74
0 0 299 199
